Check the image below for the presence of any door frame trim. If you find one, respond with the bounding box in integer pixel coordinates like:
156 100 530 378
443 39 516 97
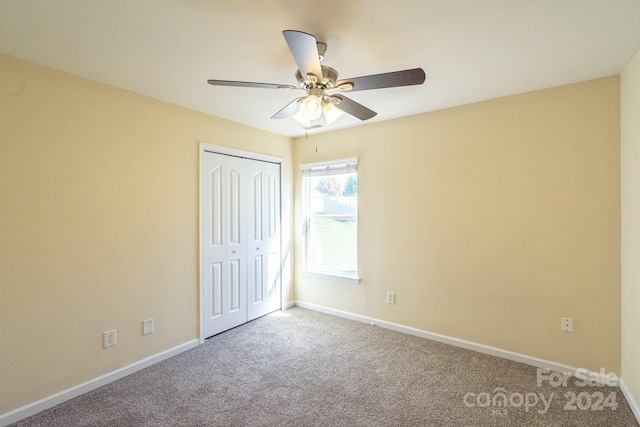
198 142 283 344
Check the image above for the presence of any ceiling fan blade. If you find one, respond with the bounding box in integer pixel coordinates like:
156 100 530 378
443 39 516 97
207 79 294 90
336 68 426 92
271 98 304 119
332 95 377 121
283 30 323 82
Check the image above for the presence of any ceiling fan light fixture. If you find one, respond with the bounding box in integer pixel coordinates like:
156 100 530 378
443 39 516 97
322 102 344 126
292 110 311 127
299 95 322 120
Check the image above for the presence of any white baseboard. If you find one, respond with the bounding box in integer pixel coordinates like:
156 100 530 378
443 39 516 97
293 301 618 384
620 378 640 424
282 300 296 310
0 339 199 427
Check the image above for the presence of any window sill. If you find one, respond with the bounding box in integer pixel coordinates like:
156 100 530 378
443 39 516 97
302 269 361 284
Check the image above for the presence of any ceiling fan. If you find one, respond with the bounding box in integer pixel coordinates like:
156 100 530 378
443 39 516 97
207 30 426 129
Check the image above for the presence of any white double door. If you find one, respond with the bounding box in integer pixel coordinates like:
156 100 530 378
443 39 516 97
203 152 281 338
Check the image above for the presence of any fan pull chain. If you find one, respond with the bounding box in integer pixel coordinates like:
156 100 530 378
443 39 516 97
304 125 319 154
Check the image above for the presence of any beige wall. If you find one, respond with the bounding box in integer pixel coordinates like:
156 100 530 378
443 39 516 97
0 49 627 416
0 54 293 414
622 47 640 413
294 77 621 373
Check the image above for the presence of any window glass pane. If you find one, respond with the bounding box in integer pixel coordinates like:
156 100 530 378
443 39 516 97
309 217 357 271
309 173 357 215
306 173 357 273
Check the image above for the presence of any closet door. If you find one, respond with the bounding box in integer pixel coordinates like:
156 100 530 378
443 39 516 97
247 160 281 321
202 152 281 338
203 153 247 337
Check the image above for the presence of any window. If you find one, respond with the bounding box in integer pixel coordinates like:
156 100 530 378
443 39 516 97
301 158 358 283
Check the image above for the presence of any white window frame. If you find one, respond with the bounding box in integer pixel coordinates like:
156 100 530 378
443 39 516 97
300 157 360 284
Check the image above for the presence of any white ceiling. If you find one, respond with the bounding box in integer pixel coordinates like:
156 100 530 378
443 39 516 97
2 0 640 137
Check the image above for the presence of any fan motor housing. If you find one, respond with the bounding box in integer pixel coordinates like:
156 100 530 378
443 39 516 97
296 66 339 88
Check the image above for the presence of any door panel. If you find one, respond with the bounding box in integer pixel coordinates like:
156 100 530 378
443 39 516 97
228 167 241 245
210 262 222 318
253 171 263 241
253 255 263 303
247 161 281 321
229 259 240 311
203 153 245 337
210 167 222 246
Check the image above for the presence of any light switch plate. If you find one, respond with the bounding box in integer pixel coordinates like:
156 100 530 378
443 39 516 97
143 318 154 335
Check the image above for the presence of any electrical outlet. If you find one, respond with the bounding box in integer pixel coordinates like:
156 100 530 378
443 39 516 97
561 317 573 333
103 329 116 348
386 292 395 305
143 318 154 335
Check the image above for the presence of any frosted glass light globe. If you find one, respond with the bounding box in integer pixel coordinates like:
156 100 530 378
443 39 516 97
300 95 322 120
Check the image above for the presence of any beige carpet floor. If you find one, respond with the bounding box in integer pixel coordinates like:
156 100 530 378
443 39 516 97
10 307 639 426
